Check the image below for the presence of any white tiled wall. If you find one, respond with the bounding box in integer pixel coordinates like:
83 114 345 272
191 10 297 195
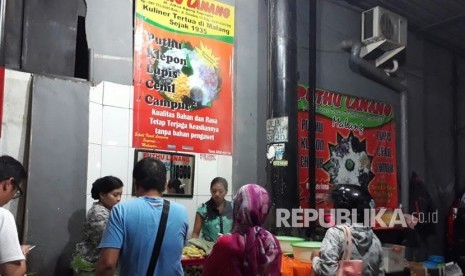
89 82 103 104
1 70 32 161
103 81 131 109
86 194 95 213
87 81 233 233
102 106 130 147
87 144 102 194
89 102 103 144
196 156 219 196
126 148 135 194
101 145 129 185
0 70 32 214
218 155 233 197
176 197 198 235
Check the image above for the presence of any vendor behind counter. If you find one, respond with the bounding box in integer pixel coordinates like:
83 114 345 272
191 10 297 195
192 177 233 242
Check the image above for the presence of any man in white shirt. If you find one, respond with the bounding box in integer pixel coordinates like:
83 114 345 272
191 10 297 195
0 156 27 276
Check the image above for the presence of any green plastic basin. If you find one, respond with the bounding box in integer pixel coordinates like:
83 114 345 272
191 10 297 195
276 236 305 253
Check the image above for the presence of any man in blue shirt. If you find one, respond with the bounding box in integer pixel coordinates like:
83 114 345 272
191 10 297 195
96 157 189 276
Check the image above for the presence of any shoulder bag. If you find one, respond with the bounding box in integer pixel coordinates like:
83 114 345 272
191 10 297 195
336 225 363 276
146 199 170 276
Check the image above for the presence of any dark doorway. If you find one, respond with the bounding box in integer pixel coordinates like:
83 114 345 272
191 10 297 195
74 15 88 79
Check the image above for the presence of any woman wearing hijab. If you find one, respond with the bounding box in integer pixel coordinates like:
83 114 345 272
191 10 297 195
202 184 282 276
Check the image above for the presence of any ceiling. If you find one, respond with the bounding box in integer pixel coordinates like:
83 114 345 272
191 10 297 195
345 0 465 57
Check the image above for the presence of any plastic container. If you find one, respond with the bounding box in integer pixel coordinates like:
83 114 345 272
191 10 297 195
291 241 322 263
276 236 305 254
382 243 405 273
423 261 438 268
429 255 445 264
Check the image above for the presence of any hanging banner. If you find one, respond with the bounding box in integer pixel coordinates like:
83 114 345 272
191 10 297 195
133 0 234 155
298 86 398 209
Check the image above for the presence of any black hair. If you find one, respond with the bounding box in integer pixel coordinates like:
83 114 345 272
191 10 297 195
90 176 124 200
168 178 185 194
133 157 166 193
210 177 228 191
0 155 27 186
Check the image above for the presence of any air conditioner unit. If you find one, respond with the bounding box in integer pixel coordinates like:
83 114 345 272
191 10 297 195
361 6 407 67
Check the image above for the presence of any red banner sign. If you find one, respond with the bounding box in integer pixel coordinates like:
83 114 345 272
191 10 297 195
133 0 234 155
298 86 398 209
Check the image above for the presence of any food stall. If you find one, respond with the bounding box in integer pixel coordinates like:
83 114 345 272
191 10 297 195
181 237 318 276
181 241 208 275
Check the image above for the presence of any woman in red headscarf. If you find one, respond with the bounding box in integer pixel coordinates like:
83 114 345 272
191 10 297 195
202 184 282 276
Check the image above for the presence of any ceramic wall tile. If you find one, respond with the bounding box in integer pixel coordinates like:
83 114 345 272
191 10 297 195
2 70 32 161
126 148 135 195
128 111 133 147
102 106 130 147
166 197 177 203
101 145 129 185
217 155 233 196
86 195 95 213
122 194 137 201
87 144 102 194
196 154 218 196
129 86 134 109
126 194 137 201
89 82 103 104
103 81 130 108
196 195 211 207
177 197 199 236
120 195 131 202
89 102 103 144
